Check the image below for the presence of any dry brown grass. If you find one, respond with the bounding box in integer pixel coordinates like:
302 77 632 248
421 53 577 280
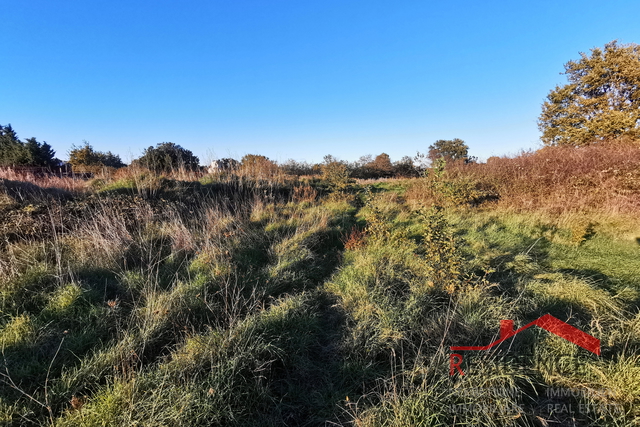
408 140 640 217
291 185 319 203
112 165 205 181
342 226 367 250
0 168 89 193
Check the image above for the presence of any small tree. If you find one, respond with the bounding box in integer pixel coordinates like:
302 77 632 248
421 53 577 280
428 139 469 162
539 41 640 146
321 155 350 191
133 142 199 173
350 155 374 179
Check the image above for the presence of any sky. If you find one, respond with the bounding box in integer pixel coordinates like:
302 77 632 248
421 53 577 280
2 0 640 165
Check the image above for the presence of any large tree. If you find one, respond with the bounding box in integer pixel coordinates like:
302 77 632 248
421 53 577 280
539 41 640 146
427 139 469 162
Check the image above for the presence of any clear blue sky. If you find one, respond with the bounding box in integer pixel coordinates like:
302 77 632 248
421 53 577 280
3 0 640 165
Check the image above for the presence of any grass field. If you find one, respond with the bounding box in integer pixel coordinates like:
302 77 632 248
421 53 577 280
1 147 640 426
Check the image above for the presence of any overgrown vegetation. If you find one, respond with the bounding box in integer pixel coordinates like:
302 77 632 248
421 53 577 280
1 140 639 426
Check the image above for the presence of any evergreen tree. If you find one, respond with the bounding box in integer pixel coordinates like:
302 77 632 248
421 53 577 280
0 124 59 167
97 151 126 168
24 137 59 167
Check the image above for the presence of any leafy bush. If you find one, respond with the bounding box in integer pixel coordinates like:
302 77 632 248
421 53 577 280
321 156 350 191
68 142 125 169
407 159 498 208
132 142 199 173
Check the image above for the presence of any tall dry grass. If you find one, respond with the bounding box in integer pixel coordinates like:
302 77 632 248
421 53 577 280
0 168 89 194
473 141 640 213
407 141 640 216
111 164 205 182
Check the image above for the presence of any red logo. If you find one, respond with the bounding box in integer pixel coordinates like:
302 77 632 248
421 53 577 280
449 314 600 376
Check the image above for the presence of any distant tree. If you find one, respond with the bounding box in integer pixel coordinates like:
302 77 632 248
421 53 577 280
240 154 272 168
280 159 316 176
350 155 375 179
539 41 640 146
413 151 430 171
24 137 58 167
0 124 59 167
369 153 394 178
322 155 339 164
239 154 278 177
428 139 470 162
352 153 394 179
68 142 125 169
68 143 101 167
393 156 419 177
133 142 199 173
97 151 126 168
357 154 373 166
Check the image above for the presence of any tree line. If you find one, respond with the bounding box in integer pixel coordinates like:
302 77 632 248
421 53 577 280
0 126 473 178
0 124 59 168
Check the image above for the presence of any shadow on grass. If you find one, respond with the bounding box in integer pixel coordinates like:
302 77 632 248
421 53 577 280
257 291 355 425
1 178 72 202
557 268 618 292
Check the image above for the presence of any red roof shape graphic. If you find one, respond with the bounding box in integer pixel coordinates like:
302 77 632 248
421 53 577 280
450 314 600 355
